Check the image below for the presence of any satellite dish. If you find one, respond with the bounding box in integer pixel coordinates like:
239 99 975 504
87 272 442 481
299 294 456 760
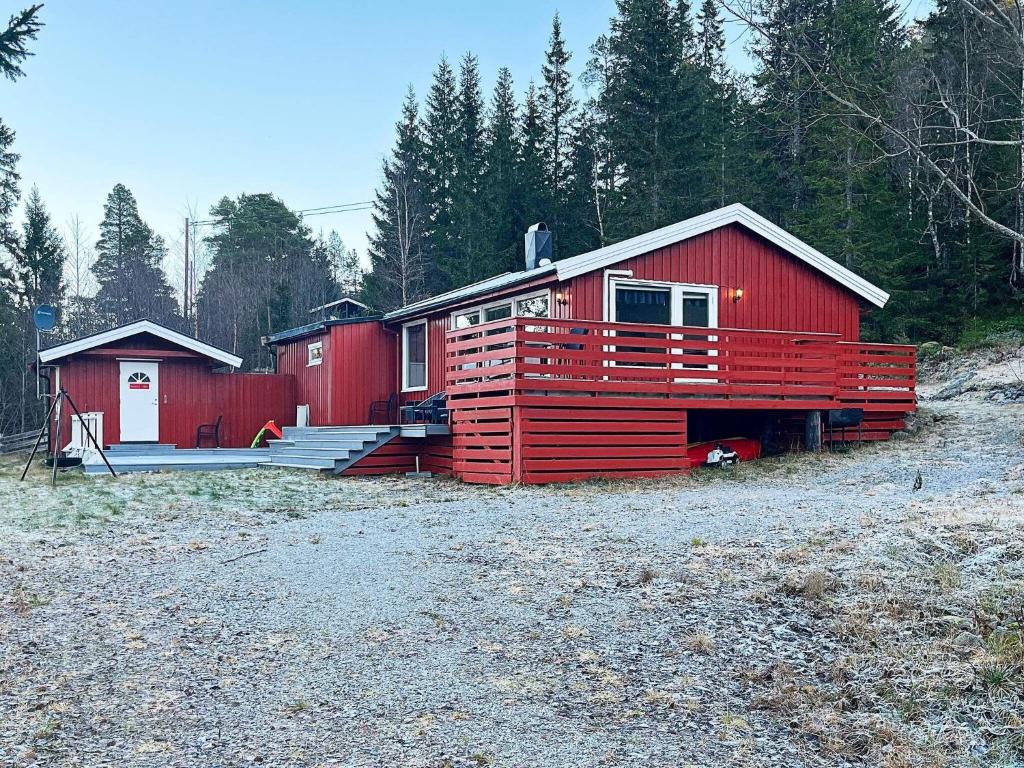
33 304 57 332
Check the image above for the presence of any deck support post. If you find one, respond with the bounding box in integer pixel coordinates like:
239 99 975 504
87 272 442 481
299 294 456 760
805 410 822 452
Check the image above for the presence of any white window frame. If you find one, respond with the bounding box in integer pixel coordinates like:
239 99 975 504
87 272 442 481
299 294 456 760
306 341 323 367
402 320 429 392
448 289 551 329
606 277 719 378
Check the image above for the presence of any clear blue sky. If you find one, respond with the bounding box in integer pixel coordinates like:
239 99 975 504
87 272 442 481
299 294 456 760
4 0 933 296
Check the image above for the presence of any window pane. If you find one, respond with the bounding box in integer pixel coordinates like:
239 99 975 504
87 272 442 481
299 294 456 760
484 303 512 322
615 287 671 365
615 287 671 325
454 311 479 329
406 324 426 387
681 293 711 367
682 293 709 327
516 295 549 317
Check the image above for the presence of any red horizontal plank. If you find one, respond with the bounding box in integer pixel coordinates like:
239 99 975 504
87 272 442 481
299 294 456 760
523 433 687 446
520 421 686 434
523 457 689 471
523 446 688 459
518 407 686 421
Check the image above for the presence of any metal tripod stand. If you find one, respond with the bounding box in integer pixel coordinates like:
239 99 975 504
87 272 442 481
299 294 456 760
20 387 116 486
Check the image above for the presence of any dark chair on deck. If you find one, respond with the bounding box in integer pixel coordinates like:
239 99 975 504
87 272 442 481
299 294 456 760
367 392 398 425
195 415 223 448
401 391 449 425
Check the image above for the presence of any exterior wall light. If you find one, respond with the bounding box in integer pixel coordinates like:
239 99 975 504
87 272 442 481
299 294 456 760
731 288 744 303
555 290 569 306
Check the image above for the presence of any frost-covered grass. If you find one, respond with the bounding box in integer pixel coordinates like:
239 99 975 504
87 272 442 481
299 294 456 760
1 455 470 531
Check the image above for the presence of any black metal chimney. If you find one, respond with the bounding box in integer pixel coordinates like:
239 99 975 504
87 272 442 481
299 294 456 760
525 223 552 270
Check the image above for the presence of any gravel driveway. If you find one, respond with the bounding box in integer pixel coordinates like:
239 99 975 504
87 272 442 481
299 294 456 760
2 400 1022 767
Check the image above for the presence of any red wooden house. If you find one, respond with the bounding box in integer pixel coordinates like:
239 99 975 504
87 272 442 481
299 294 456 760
266 204 916 483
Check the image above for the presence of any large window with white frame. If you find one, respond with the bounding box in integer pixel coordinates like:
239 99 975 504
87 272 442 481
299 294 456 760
402 320 428 392
608 278 718 370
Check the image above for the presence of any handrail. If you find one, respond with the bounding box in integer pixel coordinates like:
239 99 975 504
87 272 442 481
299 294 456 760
444 318 916 411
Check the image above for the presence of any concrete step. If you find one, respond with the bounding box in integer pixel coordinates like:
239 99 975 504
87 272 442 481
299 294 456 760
264 455 336 470
276 439 370 451
282 427 394 440
268 447 352 460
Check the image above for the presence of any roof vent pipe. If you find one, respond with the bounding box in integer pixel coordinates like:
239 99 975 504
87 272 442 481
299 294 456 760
525 223 552 270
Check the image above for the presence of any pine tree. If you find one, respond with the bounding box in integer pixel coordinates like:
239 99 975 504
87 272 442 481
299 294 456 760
539 14 578 256
92 183 179 327
17 185 64 310
421 57 461 292
481 67 525 274
364 87 431 310
197 193 333 367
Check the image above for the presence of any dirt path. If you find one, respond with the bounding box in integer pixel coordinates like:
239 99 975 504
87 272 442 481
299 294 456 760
1 400 1021 767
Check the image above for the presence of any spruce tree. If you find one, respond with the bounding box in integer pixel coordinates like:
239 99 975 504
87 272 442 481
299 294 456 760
539 14 578 256
520 81 548 230
364 87 431 310
0 119 19 259
440 53 487 287
92 183 179 328
421 57 461 292
601 0 702 237
17 185 65 310
482 67 525 274
0 4 43 82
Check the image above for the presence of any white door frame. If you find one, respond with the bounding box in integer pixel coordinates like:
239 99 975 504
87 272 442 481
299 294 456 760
119 360 160 442
606 277 720 379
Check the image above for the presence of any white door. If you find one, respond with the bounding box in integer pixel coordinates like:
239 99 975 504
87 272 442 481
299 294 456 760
119 361 159 442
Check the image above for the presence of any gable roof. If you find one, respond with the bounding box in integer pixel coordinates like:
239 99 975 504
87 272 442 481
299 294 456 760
384 203 888 321
39 319 243 368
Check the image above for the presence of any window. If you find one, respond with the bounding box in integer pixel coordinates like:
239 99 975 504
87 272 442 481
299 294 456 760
307 341 323 367
609 280 718 371
402 321 427 391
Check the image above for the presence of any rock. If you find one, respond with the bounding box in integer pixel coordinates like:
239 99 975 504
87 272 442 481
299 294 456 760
934 371 976 400
919 341 942 358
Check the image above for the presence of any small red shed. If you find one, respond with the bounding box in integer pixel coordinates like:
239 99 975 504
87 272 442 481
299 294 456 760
39 319 296 449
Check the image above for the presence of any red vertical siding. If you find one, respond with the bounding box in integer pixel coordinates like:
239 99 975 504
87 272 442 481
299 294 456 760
275 319 397 425
563 225 861 339
55 353 295 448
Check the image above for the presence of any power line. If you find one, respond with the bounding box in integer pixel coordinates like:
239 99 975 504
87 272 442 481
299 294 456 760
189 199 373 227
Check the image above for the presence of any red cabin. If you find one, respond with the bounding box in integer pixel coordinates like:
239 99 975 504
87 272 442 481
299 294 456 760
40 320 296 451
267 204 916 483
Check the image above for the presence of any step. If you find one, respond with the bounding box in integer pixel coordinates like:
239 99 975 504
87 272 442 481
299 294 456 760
281 438 374 450
268 447 352 460
265 455 336 469
282 427 394 439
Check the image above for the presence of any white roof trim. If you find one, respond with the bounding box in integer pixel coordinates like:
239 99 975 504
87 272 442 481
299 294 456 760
554 203 889 307
39 320 244 367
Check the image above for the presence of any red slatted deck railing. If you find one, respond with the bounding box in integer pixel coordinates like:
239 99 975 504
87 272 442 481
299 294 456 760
445 317 916 411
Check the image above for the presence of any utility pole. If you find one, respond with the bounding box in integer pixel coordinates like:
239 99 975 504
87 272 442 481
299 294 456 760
183 217 190 322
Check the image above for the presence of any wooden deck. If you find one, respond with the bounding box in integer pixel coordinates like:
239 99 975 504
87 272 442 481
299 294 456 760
443 318 916 484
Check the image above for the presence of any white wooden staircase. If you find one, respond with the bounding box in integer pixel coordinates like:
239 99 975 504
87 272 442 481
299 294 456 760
264 425 400 474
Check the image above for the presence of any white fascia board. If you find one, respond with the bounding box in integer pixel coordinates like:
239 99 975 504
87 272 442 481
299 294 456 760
554 203 889 308
383 264 557 321
39 319 244 368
